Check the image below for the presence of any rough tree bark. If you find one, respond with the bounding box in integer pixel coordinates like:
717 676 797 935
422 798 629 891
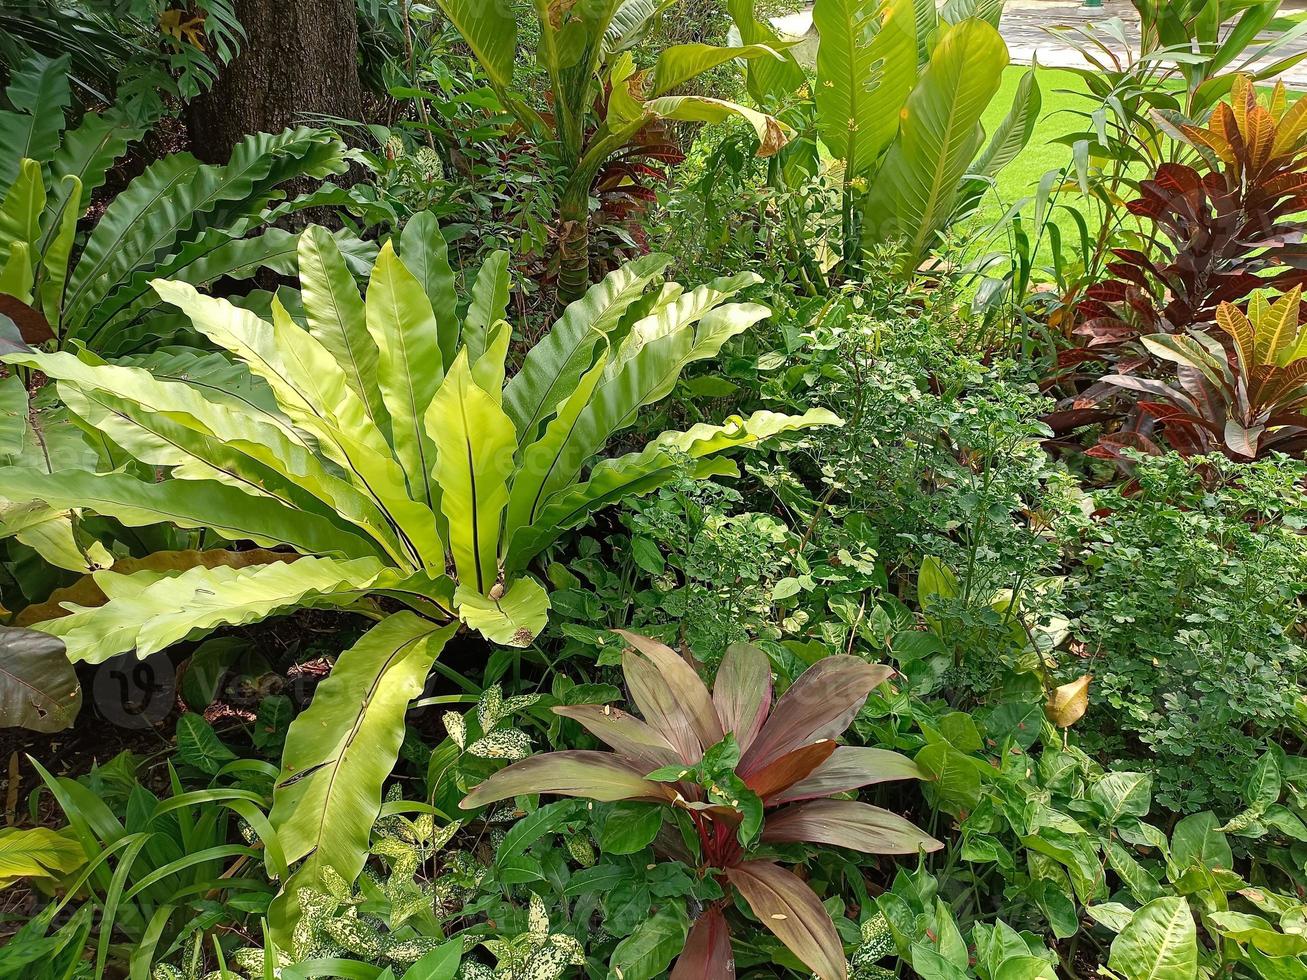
186 0 364 163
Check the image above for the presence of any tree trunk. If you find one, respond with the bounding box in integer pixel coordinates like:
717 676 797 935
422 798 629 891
557 185 592 306
186 0 363 163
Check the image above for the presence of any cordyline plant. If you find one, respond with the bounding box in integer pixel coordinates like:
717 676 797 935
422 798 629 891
1075 76 1307 354
0 215 835 929
461 631 941 980
1105 287 1307 458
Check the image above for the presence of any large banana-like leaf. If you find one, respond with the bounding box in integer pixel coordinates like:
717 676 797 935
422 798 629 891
644 95 792 156
0 55 69 191
726 0 806 105
648 44 790 99
504 253 671 444
0 466 380 560
426 350 517 594
863 17 1008 275
35 556 388 663
505 408 840 567
814 0 919 177
365 242 443 511
271 614 455 911
432 0 517 89
604 0 678 54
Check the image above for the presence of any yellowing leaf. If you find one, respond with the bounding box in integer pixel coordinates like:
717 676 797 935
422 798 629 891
1046 674 1092 728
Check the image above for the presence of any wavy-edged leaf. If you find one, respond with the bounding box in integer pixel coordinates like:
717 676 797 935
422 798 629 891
0 159 45 268
725 860 846 980
506 408 839 568
459 750 676 810
0 55 69 190
0 466 379 561
671 905 734 979
272 614 454 892
814 0 918 177
0 626 80 732
153 280 442 567
863 18 1009 274
462 250 509 364
38 174 79 331
739 656 891 776
300 225 384 425
37 556 388 663
972 64 1041 179
552 704 681 774
0 826 83 885
427 349 516 593
366 241 443 512
768 746 926 805
48 108 140 212
453 575 550 647
713 641 771 752
399 211 459 367
762 799 943 854
504 253 670 444
433 0 516 88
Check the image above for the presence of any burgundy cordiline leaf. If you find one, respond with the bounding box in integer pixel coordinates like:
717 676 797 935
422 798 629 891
712 641 771 751
742 739 837 801
766 746 926 806
725 860 847 980
761 799 943 855
552 704 681 774
459 751 675 810
671 905 735 979
617 630 723 764
738 657 891 778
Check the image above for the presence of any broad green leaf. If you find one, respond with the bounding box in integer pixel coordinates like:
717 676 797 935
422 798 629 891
0 626 80 733
365 242 444 513
454 576 550 647
1171 811 1232 872
426 350 518 593
0 159 45 269
471 319 511 401
504 252 670 444
36 556 388 663
648 43 788 98
0 242 33 302
863 18 1009 275
462 250 509 364
609 902 689 980
0 466 380 562
174 712 239 773
727 0 806 104
645 95 792 156
38 175 80 332
1207 912 1307 957
1107 897 1198 980
0 826 83 885
398 211 459 367
1091 772 1153 824
299 225 385 425
507 409 838 567
814 0 918 176
432 0 517 89
972 65 1041 179
272 614 454 899
0 55 70 190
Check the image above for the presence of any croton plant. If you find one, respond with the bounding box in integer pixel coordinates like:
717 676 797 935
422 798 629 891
461 631 941 980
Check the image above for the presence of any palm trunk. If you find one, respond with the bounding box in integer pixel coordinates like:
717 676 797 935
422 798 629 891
557 185 591 306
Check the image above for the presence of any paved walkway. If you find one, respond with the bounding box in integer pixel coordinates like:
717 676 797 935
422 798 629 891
772 0 1307 87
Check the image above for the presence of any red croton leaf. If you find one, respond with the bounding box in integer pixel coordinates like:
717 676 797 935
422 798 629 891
738 657 890 778
742 739 836 801
766 746 926 806
712 641 771 752
617 630 723 764
761 798 943 855
552 704 681 774
671 905 735 979
459 751 675 809
725 860 847 980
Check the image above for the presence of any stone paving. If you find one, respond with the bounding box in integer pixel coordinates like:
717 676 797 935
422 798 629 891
771 0 1307 87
